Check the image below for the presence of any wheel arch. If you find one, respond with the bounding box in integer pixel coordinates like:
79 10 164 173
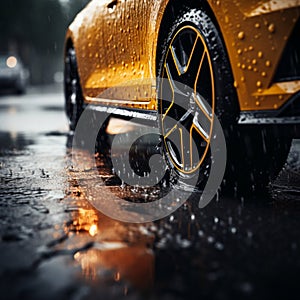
155 1 228 73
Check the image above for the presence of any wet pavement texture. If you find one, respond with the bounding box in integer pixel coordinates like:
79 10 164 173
0 86 299 300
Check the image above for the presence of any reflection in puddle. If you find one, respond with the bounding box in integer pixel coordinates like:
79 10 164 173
0 131 34 153
64 117 199 290
74 246 154 289
67 207 99 237
63 163 155 290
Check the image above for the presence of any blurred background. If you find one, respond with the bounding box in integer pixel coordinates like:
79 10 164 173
0 0 89 86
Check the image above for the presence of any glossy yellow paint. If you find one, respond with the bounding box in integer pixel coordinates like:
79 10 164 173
208 0 300 110
65 0 300 112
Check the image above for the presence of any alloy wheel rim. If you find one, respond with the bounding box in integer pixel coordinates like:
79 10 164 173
159 25 215 175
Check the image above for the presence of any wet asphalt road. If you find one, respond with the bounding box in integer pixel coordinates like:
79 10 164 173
0 86 299 300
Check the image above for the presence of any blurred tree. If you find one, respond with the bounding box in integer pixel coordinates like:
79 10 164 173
0 0 89 84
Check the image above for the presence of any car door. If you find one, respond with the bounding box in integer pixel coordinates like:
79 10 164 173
92 0 153 104
77 0 119 99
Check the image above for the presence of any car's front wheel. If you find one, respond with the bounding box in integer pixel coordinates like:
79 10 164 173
157 7 238 190
156 6 291 195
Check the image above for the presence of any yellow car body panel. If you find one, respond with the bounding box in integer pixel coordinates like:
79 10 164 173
65 0 300 112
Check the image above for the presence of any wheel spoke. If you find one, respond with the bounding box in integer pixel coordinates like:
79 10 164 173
164 124 178 140
194 93 212 121
170 31 197 76
178 37 189 68
184 36 202 74
164 125 183 167
179 108 193 124
165 63 188 97
192 111 209 141
194 53 214 117
162 63 188 121
170 46 185 76
167 140 182 168
178 127 185 168
164 126 186 169
184 37 206 80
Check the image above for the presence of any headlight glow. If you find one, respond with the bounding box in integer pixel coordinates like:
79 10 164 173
6 56 17 68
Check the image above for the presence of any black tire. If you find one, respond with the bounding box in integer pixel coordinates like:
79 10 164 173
157 6 291 195
157 7 238 189
64 47 84 131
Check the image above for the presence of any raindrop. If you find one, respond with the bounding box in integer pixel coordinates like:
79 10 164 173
120 180 125 190
180 239 191 249
216 190 220 202
237 31 245 40
239 282 253 294
207 236 214 243
231 227 237 234
215 242 224 251
247 231 253 238
198 230 204 237
268 23 275 33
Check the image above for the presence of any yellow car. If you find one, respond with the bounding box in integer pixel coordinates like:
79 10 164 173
64 0 300 192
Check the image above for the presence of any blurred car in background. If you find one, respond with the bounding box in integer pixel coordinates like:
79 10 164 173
0 54 29 94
